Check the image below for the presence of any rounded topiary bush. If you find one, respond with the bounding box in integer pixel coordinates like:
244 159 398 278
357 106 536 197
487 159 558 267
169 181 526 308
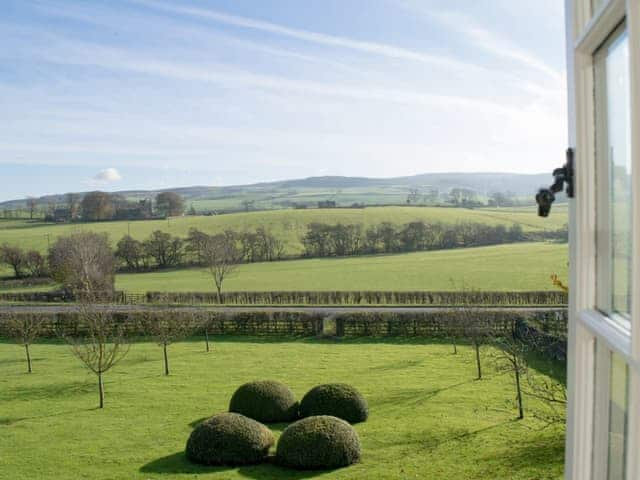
229 380 298 423
185 412 274 466
276 415 361 470
299 384 368 424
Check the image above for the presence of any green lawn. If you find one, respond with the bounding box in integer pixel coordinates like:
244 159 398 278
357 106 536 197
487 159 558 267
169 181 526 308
0 338 565 479
115 242 568 293
0 205 567 256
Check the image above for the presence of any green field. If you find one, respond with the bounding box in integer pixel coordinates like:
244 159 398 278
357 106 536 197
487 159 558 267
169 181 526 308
0 205 567 257
0 337 565 479
114 242 567 293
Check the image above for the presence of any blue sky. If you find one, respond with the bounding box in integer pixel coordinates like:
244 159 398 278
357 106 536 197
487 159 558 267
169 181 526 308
0 0 566 201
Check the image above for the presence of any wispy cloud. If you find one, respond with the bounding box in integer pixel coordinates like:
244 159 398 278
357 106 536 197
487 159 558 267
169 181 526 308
397 1 562 83
0 0 568 197
130 0 480 73
24 35 522 117
434 12 562 82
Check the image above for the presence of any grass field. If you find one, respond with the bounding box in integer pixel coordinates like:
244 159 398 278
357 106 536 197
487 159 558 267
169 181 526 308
0 205 567 257
0 337 565 479
115 242 568 293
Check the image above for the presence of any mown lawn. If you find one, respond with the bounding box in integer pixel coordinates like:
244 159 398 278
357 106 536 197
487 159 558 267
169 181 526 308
0 338 565 479
115 242 568 293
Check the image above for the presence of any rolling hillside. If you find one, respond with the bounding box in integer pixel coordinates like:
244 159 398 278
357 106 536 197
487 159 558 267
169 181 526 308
116 242 568 292
0 205 567 256
0 172 556 212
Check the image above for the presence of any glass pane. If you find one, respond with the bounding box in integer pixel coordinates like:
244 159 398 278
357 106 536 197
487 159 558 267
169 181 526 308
607 353 629 480
595 27 631 320
592 0 607 15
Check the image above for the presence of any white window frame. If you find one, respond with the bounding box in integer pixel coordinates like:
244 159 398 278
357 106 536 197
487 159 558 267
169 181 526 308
565 1 640 479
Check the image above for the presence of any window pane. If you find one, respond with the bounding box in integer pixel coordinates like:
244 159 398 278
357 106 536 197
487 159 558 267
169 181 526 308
592 0 606 15
607 353 629 480
595 28 631 320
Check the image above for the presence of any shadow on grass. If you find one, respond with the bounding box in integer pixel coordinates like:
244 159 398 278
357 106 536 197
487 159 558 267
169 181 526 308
0 379 94 402
177 336 458 347
0 407 97 426
140 452 333 479
0 356 46 366
370 379 476 408
481 430 565 471
371 358 425 371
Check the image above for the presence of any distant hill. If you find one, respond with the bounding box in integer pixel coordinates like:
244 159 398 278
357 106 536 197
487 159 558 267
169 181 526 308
0 172 553 212
272 172 551 193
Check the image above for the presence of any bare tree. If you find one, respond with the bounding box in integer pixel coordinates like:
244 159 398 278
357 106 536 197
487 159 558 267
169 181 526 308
115 235 145 270
48 232 116 299
491 322 528 420
0 244 26 278
80 191 115 221
142 230 183 268
141 310 193 375
240 199 255 212
455 286 487 380
201 233 240 303
66 193 80 220
155 192 185 217
193 311 216 352
62 301 131 408
5 314 45 373
525 372 567 427
26 197 37 220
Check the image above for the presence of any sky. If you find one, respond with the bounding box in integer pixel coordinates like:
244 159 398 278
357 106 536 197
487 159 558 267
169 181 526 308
0 0 567 201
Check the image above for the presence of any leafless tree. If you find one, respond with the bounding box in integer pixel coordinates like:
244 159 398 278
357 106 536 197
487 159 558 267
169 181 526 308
141 310 194 375
62 301 131 408
193 311 215 352
0 244 26 278
26 197 37 219
48 232 116 299
491 322 528 420
155 191 185 217
66 193 80 220
115 235 145 270
25 250 47 277
142 230 183 268
201 233 241 303
454 286 488 380
525 372 567 427
80 191 115 221
5 314 45 373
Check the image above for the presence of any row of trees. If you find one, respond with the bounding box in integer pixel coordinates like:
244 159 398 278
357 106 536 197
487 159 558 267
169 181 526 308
114 227 284 271
302 221 526 257
40 191 185 223
2 231 241 301
404 188 524 208
0 244 47 278
4 308 217 407
4 308 566 421
47 231 238 301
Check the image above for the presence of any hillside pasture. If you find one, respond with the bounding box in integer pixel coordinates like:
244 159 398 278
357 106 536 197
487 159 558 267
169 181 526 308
114 242 568 293
0 205 567 257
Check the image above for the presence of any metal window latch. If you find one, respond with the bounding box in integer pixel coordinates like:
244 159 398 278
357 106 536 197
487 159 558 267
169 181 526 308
536 148 575 217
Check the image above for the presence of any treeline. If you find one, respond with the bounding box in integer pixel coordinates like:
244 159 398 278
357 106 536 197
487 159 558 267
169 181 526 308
302 221 531 257
1 221 567 279
41 191 186 223
115 227 284 271
0 245 47 279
